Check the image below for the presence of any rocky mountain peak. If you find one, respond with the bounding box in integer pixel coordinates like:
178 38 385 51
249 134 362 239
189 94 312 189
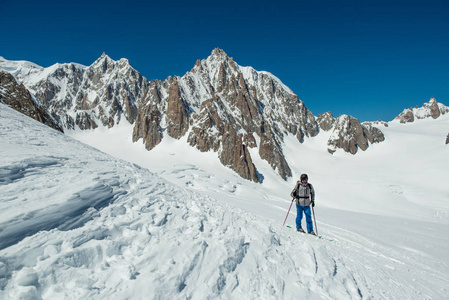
88 54 139 79
323 114 385 155
89 53 135 75
201 48 238 79
90 53 115 71
97 52 111 61
395 98 448 123
131 49 320 181
210 48 230 61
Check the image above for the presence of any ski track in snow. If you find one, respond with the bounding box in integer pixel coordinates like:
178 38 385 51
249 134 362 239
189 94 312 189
316 222 449 298
1 103 449 299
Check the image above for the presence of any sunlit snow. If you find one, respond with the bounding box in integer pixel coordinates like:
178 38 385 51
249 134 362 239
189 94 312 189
1 102 448 299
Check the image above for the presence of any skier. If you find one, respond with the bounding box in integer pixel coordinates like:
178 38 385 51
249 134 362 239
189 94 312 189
291 173 316 235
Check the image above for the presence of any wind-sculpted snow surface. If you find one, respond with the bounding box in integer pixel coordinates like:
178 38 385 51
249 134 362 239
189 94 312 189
1 103 448 299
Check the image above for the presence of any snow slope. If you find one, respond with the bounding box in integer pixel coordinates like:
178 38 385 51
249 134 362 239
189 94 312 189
1 103 449 299
0 56 45 84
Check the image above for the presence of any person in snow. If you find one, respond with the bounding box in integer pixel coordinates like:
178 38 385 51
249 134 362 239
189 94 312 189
291 173 316 235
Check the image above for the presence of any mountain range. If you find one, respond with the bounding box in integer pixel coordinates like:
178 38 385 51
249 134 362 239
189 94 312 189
1 50 448 182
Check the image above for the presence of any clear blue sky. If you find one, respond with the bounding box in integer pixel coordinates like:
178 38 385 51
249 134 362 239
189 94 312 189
1 0 448 121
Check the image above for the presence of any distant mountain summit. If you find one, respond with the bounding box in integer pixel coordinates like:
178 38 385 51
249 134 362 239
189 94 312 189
395 98 449 123
2 49 445 181
317 112 386 154
394 98 449 146
0 56 45 83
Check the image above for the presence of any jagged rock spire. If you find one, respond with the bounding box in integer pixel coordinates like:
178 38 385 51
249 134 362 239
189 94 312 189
210 48 229 60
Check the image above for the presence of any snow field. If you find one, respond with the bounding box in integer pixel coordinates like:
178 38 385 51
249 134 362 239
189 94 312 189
69 105 449 298
1 102 449 299
0 104 370 299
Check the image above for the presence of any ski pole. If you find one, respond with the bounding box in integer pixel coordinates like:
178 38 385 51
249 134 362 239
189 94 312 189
311 204 318 235
282 198 295 227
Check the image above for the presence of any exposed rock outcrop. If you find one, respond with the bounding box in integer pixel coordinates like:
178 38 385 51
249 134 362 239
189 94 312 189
133 102 163 151
326 115 385 155
219 124 259 182
316 111 386 154
187 97 224 152
258 126 292 180
327 115 368 154
166 80 189 139
317 112 335 131
132 80 165 150
0 71 63 132
397 110 415 123
395 98 449 123
446 133 449 145
362 122 386 144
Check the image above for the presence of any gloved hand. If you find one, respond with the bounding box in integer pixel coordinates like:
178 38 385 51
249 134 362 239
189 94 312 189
311 200 315 207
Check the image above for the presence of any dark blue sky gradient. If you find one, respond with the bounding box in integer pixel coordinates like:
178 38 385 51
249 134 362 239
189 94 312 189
1 0 448 121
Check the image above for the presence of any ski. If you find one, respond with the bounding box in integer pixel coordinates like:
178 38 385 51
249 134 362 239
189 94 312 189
285 225 334 241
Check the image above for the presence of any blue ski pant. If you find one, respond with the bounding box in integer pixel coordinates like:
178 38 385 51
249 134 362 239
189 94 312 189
296 205 314 232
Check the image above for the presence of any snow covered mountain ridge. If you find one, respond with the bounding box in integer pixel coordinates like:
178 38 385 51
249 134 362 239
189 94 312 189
395 97 449 123
1 49 447 182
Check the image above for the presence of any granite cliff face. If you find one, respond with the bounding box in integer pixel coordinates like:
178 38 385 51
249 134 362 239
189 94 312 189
0 71 63 132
